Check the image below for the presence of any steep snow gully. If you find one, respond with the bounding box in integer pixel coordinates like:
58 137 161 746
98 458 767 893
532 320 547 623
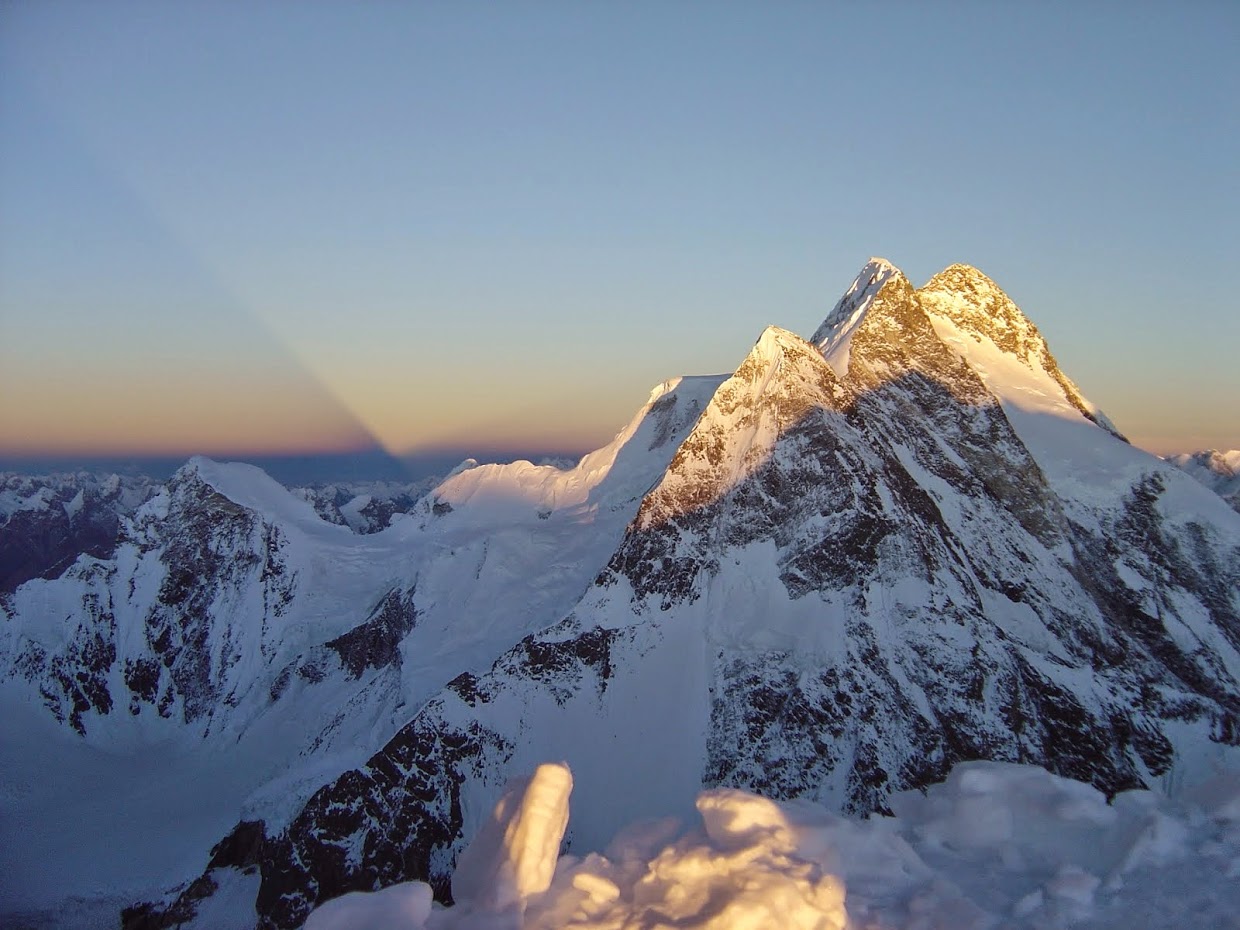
1 259 1237 930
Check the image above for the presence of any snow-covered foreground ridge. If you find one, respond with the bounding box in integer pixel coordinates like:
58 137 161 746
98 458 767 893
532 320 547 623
306 760 1240 930
2 258 1239 929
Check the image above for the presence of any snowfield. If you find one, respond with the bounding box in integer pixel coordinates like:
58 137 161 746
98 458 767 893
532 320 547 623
305 760 1240 930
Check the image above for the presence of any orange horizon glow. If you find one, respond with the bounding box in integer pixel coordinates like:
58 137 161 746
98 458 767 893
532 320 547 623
0 377 625 461
0 362 380 459
0 412 377 457
2 412 1231 465
0 435 601 460
3 380 1230 464
0 437 384 458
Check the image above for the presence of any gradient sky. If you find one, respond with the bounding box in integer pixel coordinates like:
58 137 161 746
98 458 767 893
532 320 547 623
1 1 1237 463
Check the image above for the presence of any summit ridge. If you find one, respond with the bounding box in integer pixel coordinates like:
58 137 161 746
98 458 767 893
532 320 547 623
810 258 1125 441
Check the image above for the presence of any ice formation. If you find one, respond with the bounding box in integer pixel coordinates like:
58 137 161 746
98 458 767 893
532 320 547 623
301 760 1240 930
450 763 573 913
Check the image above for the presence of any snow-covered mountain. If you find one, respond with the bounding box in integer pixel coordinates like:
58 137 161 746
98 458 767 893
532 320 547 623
1166 449 1240 513
2 259 1238 930
0 471 161 597
289 478 442 534
0 470 431 612
0 378 715 928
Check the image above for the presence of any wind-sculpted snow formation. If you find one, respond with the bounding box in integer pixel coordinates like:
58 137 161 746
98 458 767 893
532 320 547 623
303 760 1240 930
1 259 1238 930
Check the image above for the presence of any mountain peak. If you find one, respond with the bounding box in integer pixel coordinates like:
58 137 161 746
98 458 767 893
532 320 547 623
170 456 341 531
754 323 809 356
810 258 908 377
630 324 839 537
861 255 901 278
933 262 999 286
806 259 1125 441
918 263 1042 365
917 264 1125 440
917 263 1048 360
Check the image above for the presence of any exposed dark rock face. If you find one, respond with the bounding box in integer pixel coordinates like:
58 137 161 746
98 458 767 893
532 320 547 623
292 481 435 533
209 820 267 871
11 561 120 734
122 874 222 930
327 588 418 678
265 588 420 709
146 471 269 721
253 703 512 929
122 821 268 930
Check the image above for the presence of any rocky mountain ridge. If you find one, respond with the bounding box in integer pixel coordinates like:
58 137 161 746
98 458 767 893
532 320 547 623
2 260 1237 930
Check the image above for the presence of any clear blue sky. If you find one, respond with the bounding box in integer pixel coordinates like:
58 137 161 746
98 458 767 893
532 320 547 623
1 0 1237 460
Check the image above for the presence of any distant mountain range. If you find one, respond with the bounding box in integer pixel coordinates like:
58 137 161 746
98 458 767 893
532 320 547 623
0 446 588 487
1166 449 1240 513
1 259 1236 930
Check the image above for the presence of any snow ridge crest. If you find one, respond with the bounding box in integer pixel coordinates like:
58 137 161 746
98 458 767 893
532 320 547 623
810 257 904 377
